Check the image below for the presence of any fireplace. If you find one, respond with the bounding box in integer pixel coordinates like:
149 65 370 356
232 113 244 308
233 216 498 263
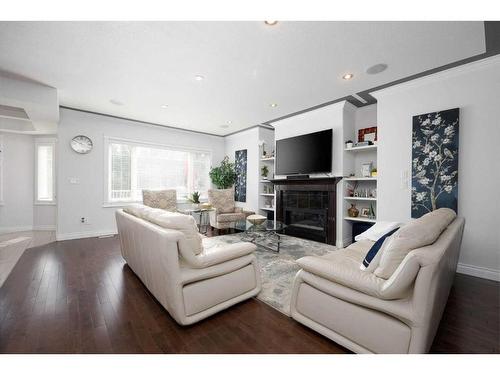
272 177 341 245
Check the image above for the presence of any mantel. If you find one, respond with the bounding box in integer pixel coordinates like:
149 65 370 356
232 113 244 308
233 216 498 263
270 177 342 186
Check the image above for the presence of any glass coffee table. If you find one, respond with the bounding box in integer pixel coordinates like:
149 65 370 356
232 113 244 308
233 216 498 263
234 219 287 253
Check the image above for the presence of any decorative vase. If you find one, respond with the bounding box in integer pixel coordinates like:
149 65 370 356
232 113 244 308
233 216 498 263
347 204 359 217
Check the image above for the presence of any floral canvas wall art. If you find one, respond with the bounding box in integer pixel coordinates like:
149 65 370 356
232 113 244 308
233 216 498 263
234 149 247 202
411 108 459 218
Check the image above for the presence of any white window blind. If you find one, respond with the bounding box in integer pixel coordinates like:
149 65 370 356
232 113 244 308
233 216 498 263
107 139 211 203
36 141 56 203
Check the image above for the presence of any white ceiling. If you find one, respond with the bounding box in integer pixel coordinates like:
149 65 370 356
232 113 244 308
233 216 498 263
0 21 485 135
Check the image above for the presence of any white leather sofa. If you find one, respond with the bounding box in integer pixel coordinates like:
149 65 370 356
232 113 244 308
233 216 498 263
115 204 261 325
290 210 465 353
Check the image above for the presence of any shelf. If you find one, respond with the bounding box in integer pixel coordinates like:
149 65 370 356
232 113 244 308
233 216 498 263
260 193 275 196
344 217 376 223
344 197 376 201
344 177 377 181
260 180 273 183
260 207 275 211
260 157 275 161
344 145 377 152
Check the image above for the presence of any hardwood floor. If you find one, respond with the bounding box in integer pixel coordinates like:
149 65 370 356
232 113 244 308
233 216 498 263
0 235 498 354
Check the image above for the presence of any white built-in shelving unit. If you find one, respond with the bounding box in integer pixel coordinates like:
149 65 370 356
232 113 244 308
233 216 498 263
258 132 276 219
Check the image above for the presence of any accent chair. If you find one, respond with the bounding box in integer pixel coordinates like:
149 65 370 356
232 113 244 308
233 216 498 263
207 188 254 231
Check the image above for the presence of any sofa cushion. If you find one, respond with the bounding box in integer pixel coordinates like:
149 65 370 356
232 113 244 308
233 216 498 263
360 227 400 270
123 204 203 255
208 188 235 213
142 189 177 211
374 208 456 279
355 221 401 242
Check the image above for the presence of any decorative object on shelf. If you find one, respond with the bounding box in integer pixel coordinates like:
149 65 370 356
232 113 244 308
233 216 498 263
346 182 357 197
209 156 237 189
70 135 93 154
368 203 376 219
347 203 359 218
360 207 370 217
361 162 372 177
234 149 247 202
370 188 377 198
188 191 201 207
411 108 459 218
358 126 378 143
345 140 353 149
371 168 378 177
261 165 269 178
354 141 373 147
247 214 267 226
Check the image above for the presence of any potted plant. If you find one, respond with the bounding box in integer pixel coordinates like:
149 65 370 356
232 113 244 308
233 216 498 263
189 191 201 208
345 140 354 149
209 156 237 189
261 165 269 179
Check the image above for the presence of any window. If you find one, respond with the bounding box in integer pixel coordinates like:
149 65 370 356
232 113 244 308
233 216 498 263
35 139 56 204
106 138 211 203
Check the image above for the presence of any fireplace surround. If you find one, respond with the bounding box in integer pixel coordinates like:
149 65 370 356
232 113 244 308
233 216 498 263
272 177 342 245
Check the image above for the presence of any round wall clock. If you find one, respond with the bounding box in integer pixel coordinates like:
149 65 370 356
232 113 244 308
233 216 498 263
70 135 93 154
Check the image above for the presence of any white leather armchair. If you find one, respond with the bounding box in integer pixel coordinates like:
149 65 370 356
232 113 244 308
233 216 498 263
116 206 261 325
290 217 465 353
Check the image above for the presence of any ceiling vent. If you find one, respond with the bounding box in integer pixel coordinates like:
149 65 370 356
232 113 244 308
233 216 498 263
0 104 30 121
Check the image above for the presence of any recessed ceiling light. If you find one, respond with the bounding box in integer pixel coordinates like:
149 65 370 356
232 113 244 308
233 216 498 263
264 20 278 26
270 103 278 108
366 63 388 75
160 104 168 109
109 99 123 106
194 75 205 81
342 73 354 80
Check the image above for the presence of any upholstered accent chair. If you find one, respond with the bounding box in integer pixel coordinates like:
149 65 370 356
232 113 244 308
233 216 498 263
208 188 254 231
142 189 177 212
116 204 261 325
290 209 465 353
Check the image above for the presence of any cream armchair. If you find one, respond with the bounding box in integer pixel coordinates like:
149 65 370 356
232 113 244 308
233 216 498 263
290 216 465 353
115 204 261 325
208 188 254 231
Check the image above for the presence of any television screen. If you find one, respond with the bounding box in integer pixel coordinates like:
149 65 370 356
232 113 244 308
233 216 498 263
275 129 332 175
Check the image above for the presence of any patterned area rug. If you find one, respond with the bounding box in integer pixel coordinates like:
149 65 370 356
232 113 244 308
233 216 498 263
203 234 337 316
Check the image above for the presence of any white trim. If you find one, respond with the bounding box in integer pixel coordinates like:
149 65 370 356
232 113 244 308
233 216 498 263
0 226 34 234
56 230 117 241
371 55 500 99
33 225 56 231
0 134 3 204
457 263 500 282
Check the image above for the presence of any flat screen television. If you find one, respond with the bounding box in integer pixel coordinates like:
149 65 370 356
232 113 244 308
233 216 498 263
275 129 332 175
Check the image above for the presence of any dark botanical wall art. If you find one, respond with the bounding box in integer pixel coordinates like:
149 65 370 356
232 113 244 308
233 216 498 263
234 149 247 202
411 108 459 218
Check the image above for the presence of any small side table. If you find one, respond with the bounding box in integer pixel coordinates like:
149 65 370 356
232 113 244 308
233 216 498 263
181 208 214 234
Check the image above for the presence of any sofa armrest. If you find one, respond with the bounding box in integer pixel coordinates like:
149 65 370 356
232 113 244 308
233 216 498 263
296 256 385 299
234 207 243 213
188 242 257 268
242 210 255 217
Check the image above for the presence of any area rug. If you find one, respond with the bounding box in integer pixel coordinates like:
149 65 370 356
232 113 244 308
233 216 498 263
202 234 337 316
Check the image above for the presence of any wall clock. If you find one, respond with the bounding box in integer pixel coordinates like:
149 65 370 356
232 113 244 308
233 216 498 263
70 135 93 154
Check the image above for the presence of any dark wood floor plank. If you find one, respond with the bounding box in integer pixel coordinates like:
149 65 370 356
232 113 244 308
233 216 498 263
1 234 498 354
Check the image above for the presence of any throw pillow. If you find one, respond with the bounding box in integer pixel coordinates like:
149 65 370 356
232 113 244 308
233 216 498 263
142 189 177 212
354 221 401 242
360 227 399 271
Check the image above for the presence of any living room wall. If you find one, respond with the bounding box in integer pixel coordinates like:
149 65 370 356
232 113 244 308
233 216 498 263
373 55 500 281
56 108 225 240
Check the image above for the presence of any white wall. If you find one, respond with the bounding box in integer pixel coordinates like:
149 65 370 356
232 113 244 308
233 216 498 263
56 108 225 240
224 127 260 212
0 133 34 232
373 55 500 281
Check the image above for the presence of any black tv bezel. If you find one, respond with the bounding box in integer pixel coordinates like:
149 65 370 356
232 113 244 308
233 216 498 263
275 129 333 175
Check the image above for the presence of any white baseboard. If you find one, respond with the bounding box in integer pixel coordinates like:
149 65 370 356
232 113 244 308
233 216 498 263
457 263 500 282
0 226 34 234
56 230 117 241
33 225 56 231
